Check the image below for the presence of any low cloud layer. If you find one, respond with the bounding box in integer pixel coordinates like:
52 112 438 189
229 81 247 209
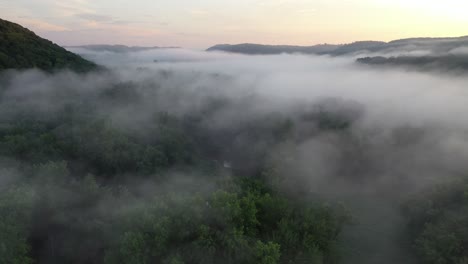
2 49 468 263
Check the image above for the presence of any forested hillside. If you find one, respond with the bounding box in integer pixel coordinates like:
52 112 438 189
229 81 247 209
0 18 97 72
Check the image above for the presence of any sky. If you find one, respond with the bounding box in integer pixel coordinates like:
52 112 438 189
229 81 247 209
1 0 468 49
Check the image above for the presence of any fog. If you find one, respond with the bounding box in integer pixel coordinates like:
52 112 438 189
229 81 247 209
2 48 468 263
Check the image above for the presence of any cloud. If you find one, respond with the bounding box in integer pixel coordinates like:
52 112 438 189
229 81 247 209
297 8 317 13
17 17 69 31
188 9 210 17
449 46 468 55
3 48 468 263
54 0 93 15
76 13 114 22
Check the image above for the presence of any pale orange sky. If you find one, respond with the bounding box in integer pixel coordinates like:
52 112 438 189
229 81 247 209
1 0 467 49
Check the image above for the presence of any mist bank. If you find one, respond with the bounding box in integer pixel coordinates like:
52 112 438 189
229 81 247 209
2 48 468 263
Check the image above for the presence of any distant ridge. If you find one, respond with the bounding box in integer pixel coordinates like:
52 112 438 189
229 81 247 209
356 55 468 73
0 18 98 72
207 43 340 55
388 36 468 44
207 36 468 55
68 45 180 53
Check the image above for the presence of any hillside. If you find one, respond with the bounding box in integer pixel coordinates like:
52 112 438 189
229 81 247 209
357 55 468 73
206 41 388 55
0 18 97 72
207 36 468 56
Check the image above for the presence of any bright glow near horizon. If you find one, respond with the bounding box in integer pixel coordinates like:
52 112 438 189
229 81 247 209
1 0 467 49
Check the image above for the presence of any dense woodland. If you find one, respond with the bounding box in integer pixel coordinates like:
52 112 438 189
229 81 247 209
403 179 468 264
1 18 468 264
0 68 467 264
0 70 353 264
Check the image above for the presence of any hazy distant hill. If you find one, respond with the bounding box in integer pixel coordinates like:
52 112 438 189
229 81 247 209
207 43 339 55
206 41 388 55
387 36 468 45
207 36 468 56
0 18 97 72
357 55 468 73
207 41 385 55
69 45 179 53
330 41 386 55
69 45 160 53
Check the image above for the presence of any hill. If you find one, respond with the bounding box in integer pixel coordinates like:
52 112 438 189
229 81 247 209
207 36 468 56
67 45 162 53
0 18 98 72
356 55 468 73
206 43 339 55
206 41 389 55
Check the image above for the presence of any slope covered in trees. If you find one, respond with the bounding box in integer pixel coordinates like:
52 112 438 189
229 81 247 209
0 18 97 72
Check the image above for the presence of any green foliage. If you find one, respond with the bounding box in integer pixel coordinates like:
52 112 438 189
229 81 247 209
0 102 351 263
0 18 97 72
104 177 349 264
0 67 356 263
254 241 281 264
0 155 349 264
0 187 35 264
0 116 192 176
403 179 468 264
